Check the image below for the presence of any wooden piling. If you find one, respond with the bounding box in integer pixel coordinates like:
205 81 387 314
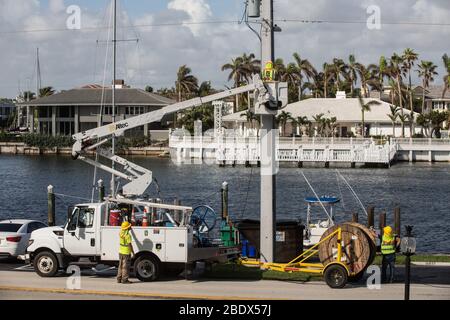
394 207 401 236
352 212 359 223
379 211 387 231
367 206 375 228
221 181 229 221
98 179 105 202
47 185 55 227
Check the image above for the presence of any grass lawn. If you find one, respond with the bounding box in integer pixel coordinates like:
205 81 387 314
204 254 450 282
373 253 450 265
204 263 322 282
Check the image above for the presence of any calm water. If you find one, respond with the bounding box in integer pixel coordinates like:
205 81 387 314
0 155 449 253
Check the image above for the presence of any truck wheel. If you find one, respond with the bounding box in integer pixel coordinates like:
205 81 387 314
324 264 348 289
34 251 59 277
134 255 160 282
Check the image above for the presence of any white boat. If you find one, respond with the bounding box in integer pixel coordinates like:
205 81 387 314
303 196 340 248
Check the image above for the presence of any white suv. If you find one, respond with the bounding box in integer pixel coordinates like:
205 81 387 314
0 220 47 259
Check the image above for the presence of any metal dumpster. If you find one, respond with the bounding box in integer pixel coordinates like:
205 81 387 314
235 219 304 263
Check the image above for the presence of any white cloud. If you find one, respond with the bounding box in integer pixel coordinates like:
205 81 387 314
0 0 449 98
167 0 212 35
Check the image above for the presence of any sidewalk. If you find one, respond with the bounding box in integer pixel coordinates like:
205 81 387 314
0 268 449 300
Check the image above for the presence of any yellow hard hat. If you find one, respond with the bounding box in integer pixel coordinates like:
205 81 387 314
265 61 273 69
383 226 392 235
121 221 131 230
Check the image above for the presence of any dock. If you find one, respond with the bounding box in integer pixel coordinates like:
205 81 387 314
169 134 450 166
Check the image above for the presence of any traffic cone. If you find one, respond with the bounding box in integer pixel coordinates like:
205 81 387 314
142 207 149 227
131 207 136 226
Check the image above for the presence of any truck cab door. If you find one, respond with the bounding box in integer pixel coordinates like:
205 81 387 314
64 206 97 256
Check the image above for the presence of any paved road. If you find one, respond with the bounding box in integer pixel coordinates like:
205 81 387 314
0 259 449 300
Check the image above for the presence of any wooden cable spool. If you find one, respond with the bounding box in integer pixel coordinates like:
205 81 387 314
318 222 376 275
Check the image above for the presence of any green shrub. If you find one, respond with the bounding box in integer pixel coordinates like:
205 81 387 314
22 134 74 148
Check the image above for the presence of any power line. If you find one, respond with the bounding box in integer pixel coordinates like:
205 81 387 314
1 18 449 35
278 19 450 27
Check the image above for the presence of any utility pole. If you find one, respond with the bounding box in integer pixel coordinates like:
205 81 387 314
111 0 117 197
259 0 276 263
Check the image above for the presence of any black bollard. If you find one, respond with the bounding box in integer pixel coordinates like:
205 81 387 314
47 185 55 227
367 206 375 228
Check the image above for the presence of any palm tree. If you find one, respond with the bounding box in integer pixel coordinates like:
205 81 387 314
276 111 292 136
280 63 300 101
358 95 381 137
402 48 419 114
416 113 430 136
428 110 448 138
322 63 333 98
312 113 325 136
387 105 400 137
347 55 359 97
398 113 407 138
331 58 349 92
197 81 215 97
22 91 36 101
222 57 250 112
441 54 450 98
355 63 376 98
389 53 406 116
417 60 438 113
176 65 198 102
273 58 286 81
241 110 259 129
39 86 55 97
377 56 388 98
407 111 415 137
294 116 309 136
293 53 316 100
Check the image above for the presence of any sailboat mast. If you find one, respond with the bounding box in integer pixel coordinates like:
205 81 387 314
111 0 117 197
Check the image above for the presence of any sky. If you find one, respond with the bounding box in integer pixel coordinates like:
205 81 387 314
0 0 449 98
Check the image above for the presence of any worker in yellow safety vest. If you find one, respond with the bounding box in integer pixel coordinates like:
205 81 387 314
117 221 134 284
381 226 399 283
262 61 275 81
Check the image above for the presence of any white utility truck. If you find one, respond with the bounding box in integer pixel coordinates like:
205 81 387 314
26 197 237 281
25 74 287 281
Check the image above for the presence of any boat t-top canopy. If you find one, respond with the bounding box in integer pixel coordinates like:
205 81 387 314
305 196 340 205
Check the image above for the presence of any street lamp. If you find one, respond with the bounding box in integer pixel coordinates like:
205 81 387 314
400 225 416 300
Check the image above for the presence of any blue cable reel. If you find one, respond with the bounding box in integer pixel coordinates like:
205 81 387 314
190 205 218 247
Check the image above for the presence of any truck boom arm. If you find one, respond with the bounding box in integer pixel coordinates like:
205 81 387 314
71 75 269 196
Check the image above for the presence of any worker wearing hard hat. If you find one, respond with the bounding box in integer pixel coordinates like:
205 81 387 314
381 226 399 283
117 221 134 284
262 61 275 81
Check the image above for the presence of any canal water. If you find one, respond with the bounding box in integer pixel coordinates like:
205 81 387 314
0 155 449 253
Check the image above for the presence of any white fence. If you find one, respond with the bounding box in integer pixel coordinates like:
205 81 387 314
170 135 398 165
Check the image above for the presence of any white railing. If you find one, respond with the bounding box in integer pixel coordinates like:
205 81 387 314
170 134 401 164
392 138 450 145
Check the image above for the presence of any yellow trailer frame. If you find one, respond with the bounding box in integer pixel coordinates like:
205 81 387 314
238 227 353 288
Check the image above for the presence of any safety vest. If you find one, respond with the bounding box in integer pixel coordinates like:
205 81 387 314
262 62 275 81
381 234 396 255
119 230 132 255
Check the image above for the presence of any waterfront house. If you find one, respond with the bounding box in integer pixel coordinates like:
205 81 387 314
413 85 450 113
0 100 15 127
17 81 175 138
222 96 420 137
